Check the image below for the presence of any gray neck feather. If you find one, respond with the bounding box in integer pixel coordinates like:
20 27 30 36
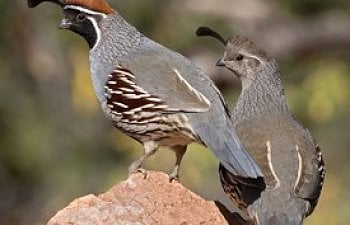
90 13 142 74
233 62 290 123
88 13 143 105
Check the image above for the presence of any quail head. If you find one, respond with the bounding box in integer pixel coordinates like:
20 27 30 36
27 0 263 181
197 27 325 225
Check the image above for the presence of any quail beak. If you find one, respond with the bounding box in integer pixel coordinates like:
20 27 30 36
216 58 226 67
58 18 72 29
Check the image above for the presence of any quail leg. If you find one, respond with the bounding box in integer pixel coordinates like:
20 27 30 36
169 145 187 182
128 141 158 178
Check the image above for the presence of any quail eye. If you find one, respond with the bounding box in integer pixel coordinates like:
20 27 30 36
76 13 87 22
235 54 244 61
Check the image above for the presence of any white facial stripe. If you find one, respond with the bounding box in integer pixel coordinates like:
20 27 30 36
63 5 104 51
245 53 263 62
86 16 101 51
64 5 107 18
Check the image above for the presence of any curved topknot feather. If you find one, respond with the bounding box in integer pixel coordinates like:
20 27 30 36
196 26 227 45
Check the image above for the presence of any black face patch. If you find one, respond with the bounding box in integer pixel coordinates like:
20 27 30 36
62 9 99 49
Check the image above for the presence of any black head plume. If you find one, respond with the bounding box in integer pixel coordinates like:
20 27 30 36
27 0 64 8
196 26 227 45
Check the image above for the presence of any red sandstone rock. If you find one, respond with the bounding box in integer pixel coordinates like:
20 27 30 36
47 171 236 225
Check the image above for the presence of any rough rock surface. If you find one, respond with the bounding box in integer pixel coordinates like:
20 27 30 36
47 171 237 225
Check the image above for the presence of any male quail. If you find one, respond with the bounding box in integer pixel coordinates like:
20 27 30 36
27 0 262 181
197 27 325 225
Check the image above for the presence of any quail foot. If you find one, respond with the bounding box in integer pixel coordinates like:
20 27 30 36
197 27 325 225
27 0 263 181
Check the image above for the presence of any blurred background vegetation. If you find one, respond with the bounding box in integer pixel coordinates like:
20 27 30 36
1 0 349 224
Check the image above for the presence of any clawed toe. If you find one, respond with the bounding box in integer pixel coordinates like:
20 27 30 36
128 166 148 178
168 173 179 182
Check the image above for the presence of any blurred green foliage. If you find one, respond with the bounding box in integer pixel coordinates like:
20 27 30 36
279 0 350 16
0 0 349 224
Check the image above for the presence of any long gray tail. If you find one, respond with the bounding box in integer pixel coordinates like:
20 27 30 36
198 119 262 178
